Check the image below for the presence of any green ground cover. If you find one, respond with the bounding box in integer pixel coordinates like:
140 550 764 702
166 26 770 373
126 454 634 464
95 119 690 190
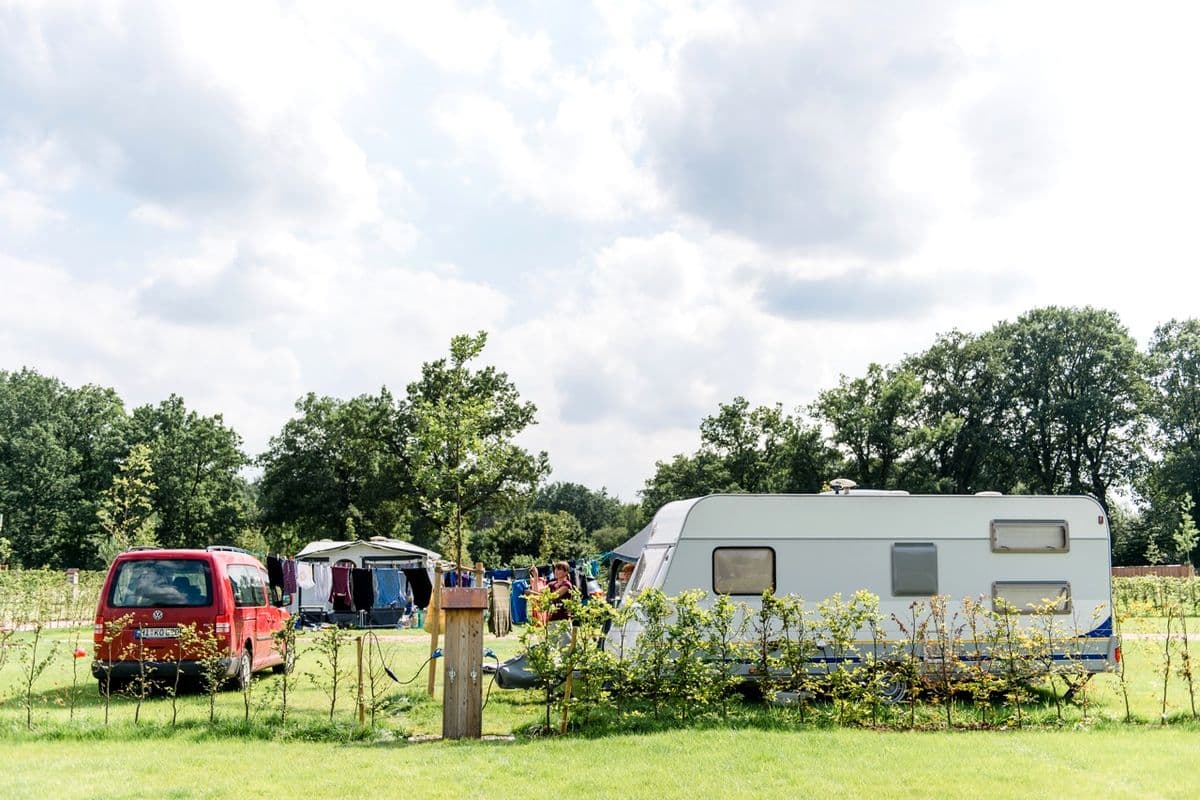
4 728 1200 799
2 616 1200 799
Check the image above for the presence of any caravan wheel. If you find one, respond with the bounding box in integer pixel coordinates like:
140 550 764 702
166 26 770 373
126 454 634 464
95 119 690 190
878 675 909 704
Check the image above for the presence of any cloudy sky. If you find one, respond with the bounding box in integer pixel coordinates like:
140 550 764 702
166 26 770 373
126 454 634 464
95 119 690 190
3 1 1199 499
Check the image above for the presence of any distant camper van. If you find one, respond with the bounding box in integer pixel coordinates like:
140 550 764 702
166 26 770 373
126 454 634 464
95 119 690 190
92 547 292 692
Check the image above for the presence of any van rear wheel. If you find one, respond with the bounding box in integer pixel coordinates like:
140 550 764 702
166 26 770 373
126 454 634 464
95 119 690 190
234 648 252 691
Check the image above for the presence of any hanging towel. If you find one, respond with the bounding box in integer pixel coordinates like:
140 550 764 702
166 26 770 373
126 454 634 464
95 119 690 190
283 559 298 594
309 563 333 611
510 579 529 625
331 566 353 611
374 568 404 607
296 561 316 590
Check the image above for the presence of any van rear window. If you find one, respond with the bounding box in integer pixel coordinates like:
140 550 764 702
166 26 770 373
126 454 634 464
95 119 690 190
109 559 213 608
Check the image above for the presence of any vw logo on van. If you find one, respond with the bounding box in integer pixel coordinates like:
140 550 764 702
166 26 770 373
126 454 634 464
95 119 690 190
152 609 163 621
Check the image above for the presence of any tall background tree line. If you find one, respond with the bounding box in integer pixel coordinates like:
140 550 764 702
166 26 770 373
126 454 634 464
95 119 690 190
2 308 1199 569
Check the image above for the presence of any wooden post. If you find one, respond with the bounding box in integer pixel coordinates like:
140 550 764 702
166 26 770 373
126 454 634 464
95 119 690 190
426 563 444 697
356 635 365 728
559 625 578 734
441 587 488 739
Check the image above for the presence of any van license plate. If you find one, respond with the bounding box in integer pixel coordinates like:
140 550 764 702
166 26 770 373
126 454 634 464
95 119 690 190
135 627 180 639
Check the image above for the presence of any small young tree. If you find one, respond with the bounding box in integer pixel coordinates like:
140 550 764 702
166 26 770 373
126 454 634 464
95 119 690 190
628 588 675 720
704 594 749 719
95 443 159 564
272 623 298 725
406 332 550 568
892 601 931 729
1172 495 1199 566
307 624 351 722
18 623 59 730
98 613 133 725
665 590 712 720
179 622 227 723
521 586 567 731
127 624 159 725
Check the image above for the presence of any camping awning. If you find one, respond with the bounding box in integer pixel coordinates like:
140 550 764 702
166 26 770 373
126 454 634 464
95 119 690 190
605 523 651 563
294 538 440 562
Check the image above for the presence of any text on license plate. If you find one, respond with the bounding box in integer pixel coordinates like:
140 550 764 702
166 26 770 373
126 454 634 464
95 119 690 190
135 627 180 639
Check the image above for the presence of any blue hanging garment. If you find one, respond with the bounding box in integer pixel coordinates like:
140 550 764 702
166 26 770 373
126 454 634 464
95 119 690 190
511 579 529 625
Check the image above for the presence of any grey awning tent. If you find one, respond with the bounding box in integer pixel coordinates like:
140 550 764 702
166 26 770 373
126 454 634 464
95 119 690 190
606 523 651 563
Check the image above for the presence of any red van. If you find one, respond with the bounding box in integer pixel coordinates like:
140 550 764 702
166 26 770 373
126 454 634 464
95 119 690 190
92 546 292 691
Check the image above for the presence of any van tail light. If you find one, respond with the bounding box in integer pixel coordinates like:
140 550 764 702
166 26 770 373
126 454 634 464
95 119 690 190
93 616 105 643
215 614 231 636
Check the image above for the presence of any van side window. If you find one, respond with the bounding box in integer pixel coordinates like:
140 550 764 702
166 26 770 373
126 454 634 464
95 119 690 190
712 547 775 595
229 564 267 607
892 543 938 596
991 520 1069 552
992 581 1072 614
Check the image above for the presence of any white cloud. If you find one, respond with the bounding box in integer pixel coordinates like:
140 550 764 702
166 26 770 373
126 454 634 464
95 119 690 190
130 204 187 231
0 174 63 235
0 2 380 236
434 82 661 222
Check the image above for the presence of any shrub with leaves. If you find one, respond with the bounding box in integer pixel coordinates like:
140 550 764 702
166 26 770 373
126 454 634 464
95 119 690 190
306 624 352 722
18 622 59 730
178 621 227 723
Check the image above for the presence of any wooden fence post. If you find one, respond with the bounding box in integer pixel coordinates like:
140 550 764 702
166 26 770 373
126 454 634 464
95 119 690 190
427 563 444 697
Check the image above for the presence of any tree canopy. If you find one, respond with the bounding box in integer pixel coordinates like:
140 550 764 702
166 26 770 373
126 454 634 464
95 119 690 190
4 307 1200 568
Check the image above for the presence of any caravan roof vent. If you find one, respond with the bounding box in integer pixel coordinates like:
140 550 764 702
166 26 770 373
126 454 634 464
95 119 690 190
369 536 389 542
975 491 1003 496
828 478 857 495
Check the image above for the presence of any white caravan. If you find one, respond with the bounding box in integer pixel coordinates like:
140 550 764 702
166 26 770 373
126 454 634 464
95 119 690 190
608 492 1120 673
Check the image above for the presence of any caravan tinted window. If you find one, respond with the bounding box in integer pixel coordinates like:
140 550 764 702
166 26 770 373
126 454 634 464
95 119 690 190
992 581 1072 614
991 520 1069 552
712 547 775 595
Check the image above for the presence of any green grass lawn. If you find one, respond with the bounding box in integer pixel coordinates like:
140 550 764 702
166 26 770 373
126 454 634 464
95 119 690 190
3 621 1200 798
5 728 1200 799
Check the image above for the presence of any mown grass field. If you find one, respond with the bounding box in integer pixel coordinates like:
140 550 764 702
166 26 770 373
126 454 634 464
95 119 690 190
3 621 1200 798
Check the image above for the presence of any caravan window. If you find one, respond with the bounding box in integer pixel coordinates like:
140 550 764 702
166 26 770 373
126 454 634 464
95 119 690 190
712 547 775 595
991 520 1069 553
992 581 1072 614
629 547 670 593
891 543 938 596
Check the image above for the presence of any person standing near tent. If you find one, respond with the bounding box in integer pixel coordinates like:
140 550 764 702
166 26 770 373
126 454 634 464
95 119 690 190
530 561 575 622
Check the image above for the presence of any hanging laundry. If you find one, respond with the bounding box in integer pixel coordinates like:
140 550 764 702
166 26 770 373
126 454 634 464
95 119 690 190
489 580 512 637
374 568 407 608
510 579 529 625
351 568 374 611
282 559 297 595
331 566 353 611
402 567 433 609
296 561 316 590
266 556 286 604
310 563 334 611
